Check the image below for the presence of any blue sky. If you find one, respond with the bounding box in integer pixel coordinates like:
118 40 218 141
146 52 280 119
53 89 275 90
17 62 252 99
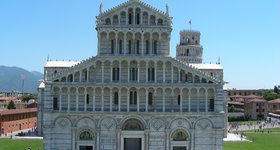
0 0 279 89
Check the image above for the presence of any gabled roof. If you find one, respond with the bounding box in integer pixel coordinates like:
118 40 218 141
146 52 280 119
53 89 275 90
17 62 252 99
45 60 80 68
190 64 223 70
99 0 168 18
50 56 223 84
268 99 280 104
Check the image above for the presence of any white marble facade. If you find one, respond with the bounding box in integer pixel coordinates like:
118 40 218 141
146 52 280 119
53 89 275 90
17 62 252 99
38 0 227 150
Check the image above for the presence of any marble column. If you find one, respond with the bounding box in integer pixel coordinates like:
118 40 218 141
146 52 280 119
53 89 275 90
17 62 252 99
110 88 112 112
93 88 95 112
118 88 121 112
59 88 62 111
137 88 139 112
163 61 166 82
124 33 127 55
145 90 148 112
163 90 165 112
127 90 130 112
76 89 78 112
110 63 113 82
180 89 183 112
155 62 157 83
101 88 104 112
84 91 87 112
101 62 104 83
67 92 70 112
205 90 208 112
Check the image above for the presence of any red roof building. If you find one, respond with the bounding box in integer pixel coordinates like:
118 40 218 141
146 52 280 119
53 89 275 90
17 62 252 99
0 108 37 136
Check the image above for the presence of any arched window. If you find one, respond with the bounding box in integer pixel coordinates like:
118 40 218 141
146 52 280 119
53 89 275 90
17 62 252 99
129 91 137 104
146 40 149 54
113 15 119 25
150 15 156 25
153 40 157 54
80 131 93 140
148 92 153 105
128 8 133 25
142 12 148 25
53 97 58 110
128 40 132 54
177 95 181 105
105 18 111 25
148 67 155 81
119 40 123 54
86 94 89 104
111 40 115 54
157 19 163 25
120 12 126 25
114 92 119 105
136 8 141 25
171 130 188 141
136 40 140 54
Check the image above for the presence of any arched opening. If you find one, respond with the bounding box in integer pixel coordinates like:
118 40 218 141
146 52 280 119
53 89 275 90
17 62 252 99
122 119 144 131
128 8 133 25
171 130 189 141
157 19 163 25
114 92 119 105
80 131 93 140
148 92 153 105
150 15 156 25
136 8 141 25
105 18 111 25
142 12 148 25
129 90 137 104
122 119 144 150
120 12 126 25
177 95 181 105
113 15 119 25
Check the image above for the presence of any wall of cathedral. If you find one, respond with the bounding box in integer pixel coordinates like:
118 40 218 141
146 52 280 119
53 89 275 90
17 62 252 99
42 113 225 150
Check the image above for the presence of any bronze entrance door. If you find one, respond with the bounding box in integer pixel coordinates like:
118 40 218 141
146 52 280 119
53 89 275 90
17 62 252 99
79 146 93 150
124 138 141 150
173 146 187 150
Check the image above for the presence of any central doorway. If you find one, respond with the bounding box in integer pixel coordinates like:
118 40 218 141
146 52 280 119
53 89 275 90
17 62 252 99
124 138 141 150
79 146 93 150
173 146 187 150
121 118 145 150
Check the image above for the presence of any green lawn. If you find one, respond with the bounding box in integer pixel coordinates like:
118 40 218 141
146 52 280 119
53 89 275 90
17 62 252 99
0 139 43 150
224 128 280 150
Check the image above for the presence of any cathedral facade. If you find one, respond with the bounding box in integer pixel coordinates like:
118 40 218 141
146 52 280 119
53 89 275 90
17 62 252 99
38 0 227 150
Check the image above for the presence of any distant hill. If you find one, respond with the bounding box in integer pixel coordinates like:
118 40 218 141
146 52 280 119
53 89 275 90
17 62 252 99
0 66 43 93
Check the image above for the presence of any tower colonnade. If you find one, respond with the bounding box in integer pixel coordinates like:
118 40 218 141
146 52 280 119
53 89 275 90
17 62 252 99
97 30 170 56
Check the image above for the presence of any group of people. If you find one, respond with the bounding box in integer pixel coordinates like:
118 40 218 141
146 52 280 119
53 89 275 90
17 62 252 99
228 117 280 133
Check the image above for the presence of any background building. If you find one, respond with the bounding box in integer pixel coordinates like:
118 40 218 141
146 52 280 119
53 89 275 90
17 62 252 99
0 108 37 137
244 99 268 120
38 0 227 150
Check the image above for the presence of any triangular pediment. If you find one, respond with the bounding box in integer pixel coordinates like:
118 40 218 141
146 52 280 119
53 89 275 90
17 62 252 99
98 0 170 21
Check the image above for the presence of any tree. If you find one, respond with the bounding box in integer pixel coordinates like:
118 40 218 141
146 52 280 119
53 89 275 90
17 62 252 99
7 100 16 109
21 94 37 102
274 86 280 94
260 89 279 101
229 105 235 112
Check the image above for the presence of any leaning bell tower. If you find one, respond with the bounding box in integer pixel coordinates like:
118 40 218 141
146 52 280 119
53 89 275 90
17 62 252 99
176 30 203 64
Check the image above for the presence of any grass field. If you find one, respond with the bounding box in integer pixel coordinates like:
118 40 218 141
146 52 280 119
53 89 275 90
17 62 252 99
0 139 43 150
224 128 280 150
